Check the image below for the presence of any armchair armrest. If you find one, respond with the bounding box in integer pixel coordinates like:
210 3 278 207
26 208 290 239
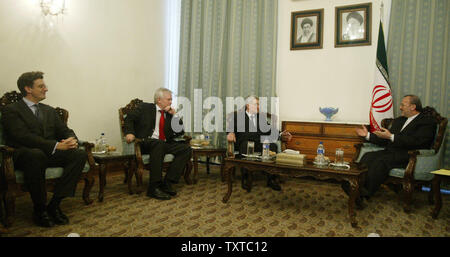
353 142 385 163
78 140 96 169
403 149 438 181
415 149 436 156
133 138 144 165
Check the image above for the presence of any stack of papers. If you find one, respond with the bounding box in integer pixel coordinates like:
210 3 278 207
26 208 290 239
283 149 300 155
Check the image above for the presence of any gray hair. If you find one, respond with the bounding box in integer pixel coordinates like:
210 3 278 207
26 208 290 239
245 95 259 105
154 87 172 103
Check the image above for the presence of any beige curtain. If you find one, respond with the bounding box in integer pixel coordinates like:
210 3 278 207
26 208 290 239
177 0 278 147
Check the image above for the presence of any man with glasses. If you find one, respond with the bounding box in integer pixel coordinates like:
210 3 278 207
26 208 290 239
2 71 87 227
342 95 437 208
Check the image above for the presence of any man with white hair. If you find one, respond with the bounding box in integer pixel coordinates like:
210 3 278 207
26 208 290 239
124 88 191 200
227 95 292 191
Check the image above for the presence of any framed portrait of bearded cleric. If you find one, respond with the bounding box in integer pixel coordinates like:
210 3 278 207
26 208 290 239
335 2 372 47
291 9 324 50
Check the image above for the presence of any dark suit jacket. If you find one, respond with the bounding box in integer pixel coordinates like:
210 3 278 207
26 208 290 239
228 110 279 153
123 102 184 142
368 112 437 161
1 99 76 156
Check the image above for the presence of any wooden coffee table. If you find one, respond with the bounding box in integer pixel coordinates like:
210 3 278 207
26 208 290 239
190 147 226 184
222 156 367 228
93 152 136 202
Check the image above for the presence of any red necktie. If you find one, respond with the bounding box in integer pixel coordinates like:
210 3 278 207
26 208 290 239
159 110 166 140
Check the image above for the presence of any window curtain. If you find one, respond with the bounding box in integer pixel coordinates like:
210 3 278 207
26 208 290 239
177 0 278 147
388 0 449 168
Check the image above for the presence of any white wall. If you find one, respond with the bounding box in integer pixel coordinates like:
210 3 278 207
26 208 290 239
0 0 167 150
277 0 390 124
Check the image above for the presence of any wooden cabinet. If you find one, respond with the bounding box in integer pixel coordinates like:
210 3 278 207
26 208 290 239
282 121 365 162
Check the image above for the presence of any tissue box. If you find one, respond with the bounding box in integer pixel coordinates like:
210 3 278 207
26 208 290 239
276 153 306 166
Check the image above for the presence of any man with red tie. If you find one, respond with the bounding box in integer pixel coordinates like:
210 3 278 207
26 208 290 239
124 88 191 200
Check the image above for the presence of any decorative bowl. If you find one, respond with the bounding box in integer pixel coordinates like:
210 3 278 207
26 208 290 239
319 107 339 121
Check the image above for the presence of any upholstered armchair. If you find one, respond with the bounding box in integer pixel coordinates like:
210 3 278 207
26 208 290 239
0 91 96 227
353 106 448 213
118 99 192 194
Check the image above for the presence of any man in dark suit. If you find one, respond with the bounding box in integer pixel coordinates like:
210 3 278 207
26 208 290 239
344 95 437 206
124 88 191 200
227 96 292 191
1 71 87 227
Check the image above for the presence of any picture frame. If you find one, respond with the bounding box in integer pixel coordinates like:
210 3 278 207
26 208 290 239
335 2 372 47
291 9 324 50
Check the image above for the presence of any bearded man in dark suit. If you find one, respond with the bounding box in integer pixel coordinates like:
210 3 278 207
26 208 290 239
124 88 191 200
2 71 87 227
343 95 437 206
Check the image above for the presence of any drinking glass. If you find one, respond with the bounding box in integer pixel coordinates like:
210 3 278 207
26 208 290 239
247 141 255 156
335 148 344 165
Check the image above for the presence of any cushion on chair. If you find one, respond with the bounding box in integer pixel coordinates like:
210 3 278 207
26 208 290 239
122 140 135 155
142 154 174 164
354 143 385 163
121 140 176 164
14 163 91 184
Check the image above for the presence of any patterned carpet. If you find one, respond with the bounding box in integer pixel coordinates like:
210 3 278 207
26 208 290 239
1 165 449 237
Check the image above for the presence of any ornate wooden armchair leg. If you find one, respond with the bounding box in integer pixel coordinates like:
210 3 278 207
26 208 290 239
402 180 413 213
0 199 7 232
0 194 7 232
82 142 96 205
82 172 95 205
2 152 16 227
135 167 145 194
4 188 16 227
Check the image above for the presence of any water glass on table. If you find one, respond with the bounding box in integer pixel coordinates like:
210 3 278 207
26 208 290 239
335 148 344 165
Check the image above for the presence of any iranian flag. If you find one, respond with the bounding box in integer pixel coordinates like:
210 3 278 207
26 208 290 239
369 21 393 132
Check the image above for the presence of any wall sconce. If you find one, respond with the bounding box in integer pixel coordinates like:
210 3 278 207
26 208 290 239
40 0 66 16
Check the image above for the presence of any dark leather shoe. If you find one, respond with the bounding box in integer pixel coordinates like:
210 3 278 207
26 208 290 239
147 187 171 200
48 207 69 225
33 211 55 227
160 181 177 196
267 178 281 191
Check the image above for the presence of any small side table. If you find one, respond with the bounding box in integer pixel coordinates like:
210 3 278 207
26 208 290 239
93 152 136 202
191 147 226 184
431 171 450 219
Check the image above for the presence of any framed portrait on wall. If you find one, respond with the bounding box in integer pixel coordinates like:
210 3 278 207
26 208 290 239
291 9 324 50
335 3 372 47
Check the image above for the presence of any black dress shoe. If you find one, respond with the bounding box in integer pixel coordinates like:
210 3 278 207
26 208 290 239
33 211 55 227
160 181 177 196
267 178 281 191
48 207 69 225
147 187 171 200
